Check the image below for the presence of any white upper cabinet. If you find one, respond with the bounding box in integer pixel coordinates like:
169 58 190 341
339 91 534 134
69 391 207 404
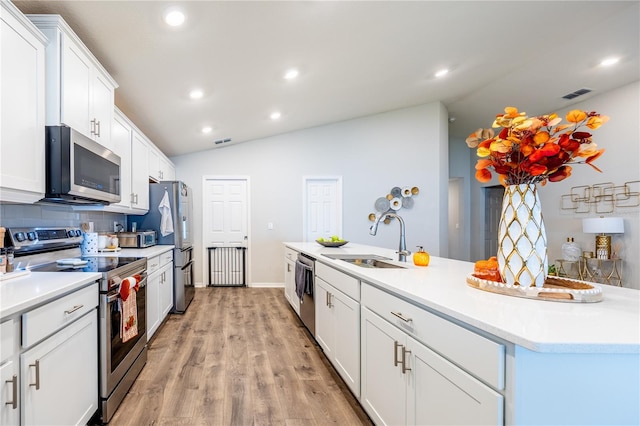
0 1 47 203
106 108 149 214
148 144 175 182
27 14 117 146
131 130 150 211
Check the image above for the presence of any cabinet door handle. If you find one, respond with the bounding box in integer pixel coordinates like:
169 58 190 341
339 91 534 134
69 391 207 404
287 264 291 272
394 341 402 367
391 311 412 323
96 120 101 137
64 304 84 314
90 119 96 135
29 360 40 390
401 346 412 374
134 193 138 204
5 374 17 409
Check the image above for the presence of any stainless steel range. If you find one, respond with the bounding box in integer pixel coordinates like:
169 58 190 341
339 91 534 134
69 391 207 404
6 227 148 423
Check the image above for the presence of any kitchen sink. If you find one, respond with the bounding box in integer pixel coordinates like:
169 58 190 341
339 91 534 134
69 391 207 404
322 254 406 269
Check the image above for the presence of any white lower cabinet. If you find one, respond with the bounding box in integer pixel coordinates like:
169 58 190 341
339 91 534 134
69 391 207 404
147 268 160 340
0 359 19 425
20 311 97 425
1 282 99 426
160 263 174 317
315 277 360 397
1 318 19 426
283 248 299 314
361 284 504 426
147 250 174 340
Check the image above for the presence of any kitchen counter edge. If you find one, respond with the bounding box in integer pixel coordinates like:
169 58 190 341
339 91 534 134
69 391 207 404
284 242 640 354
1 272 101 320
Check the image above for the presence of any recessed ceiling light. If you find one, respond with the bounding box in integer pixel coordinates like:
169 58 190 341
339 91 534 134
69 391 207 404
164 7 186 27
189 89 203 99
600 57 619 67
435 68 449 78
202 126 212 134
270 111 282 120
284 69 299 80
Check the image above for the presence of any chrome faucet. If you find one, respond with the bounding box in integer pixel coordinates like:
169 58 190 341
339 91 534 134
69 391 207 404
370 212 411 262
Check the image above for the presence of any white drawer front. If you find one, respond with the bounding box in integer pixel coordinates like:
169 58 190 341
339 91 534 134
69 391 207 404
316 262 360 301
284 247 298 261
22 283 99 348
147 255 161 274
362 283 505 390
159 251 173 267
1 319 15 363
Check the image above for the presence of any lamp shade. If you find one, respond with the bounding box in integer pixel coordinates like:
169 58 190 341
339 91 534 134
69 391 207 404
582 217 625 234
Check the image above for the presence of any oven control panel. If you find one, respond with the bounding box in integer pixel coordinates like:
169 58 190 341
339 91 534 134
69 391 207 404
6 227 84 253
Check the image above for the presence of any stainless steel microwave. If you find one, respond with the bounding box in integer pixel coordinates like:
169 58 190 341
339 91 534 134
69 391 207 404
118 231 157 248
42 125 121 205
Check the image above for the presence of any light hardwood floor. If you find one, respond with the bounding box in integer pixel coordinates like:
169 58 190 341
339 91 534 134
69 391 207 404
109 287 373 425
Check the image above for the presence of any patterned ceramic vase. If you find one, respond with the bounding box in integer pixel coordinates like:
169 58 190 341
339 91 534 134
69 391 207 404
497 184 548 288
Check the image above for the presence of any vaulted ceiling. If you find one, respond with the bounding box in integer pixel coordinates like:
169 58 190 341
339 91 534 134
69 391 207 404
13 1 640 157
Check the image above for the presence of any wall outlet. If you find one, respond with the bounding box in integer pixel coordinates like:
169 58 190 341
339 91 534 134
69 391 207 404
268 222 274 230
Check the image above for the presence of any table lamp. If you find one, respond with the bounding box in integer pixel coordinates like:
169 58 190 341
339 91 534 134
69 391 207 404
582 217 624 259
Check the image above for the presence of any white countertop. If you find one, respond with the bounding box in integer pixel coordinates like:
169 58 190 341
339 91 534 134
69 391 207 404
285 242 640 354
0 272 101 320
0 245 174 321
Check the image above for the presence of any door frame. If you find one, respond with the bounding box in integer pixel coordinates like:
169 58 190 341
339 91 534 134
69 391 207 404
302 176 343 242
201 175 251 286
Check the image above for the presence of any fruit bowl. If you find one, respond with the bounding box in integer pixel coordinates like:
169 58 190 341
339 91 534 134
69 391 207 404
316 240 348 247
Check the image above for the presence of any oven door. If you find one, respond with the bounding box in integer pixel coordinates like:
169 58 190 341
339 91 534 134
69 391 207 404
100 275 147 397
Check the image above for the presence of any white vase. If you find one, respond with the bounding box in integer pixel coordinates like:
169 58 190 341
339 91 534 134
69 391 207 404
497 184 548 288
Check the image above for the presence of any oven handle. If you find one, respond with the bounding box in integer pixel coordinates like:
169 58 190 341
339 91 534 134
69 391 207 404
106 274 147 304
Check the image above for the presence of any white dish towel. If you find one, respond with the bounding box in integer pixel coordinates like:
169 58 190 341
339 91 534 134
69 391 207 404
158 189 174 237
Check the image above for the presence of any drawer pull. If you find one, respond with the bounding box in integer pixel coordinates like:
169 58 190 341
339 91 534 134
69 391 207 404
401 346 412 374
64 304 84 314
327 292 333 308
393 341 402 367
29 360 40 390
5 374 17 409
391 311 412 323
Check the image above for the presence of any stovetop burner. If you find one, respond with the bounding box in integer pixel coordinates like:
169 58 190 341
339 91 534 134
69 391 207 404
30 256 144 274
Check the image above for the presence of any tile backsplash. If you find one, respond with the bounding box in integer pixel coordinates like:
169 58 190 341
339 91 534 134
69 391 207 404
0 204 126 232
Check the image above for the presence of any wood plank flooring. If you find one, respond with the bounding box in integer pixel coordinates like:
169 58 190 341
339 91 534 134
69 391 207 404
109 287 373 425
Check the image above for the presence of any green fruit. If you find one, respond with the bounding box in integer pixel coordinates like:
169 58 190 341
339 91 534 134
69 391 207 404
331 235 340 242
317 237 324 242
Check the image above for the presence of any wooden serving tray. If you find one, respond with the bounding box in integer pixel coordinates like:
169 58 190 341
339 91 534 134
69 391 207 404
466 274 602 303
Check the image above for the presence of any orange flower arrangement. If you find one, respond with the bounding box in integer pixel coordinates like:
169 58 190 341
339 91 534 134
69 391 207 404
466 107 609 185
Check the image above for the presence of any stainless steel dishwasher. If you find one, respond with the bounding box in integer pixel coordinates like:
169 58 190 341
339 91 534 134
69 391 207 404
296 253 315 336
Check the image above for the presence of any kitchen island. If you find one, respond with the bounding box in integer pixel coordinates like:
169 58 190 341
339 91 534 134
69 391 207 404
285 242 640 425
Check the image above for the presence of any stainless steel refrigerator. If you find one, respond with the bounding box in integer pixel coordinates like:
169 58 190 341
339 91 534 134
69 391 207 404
131 181 195 313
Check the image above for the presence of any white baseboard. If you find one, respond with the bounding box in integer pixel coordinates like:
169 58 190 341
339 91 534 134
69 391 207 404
248 282 284 288
194 282 284 288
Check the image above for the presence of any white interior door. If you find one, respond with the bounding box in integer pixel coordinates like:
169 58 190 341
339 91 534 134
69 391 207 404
203 178 249 285
204 178 248 247
304 177 342 242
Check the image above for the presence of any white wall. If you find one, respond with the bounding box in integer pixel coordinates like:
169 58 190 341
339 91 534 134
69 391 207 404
173 102 448 286
468 81 640 289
